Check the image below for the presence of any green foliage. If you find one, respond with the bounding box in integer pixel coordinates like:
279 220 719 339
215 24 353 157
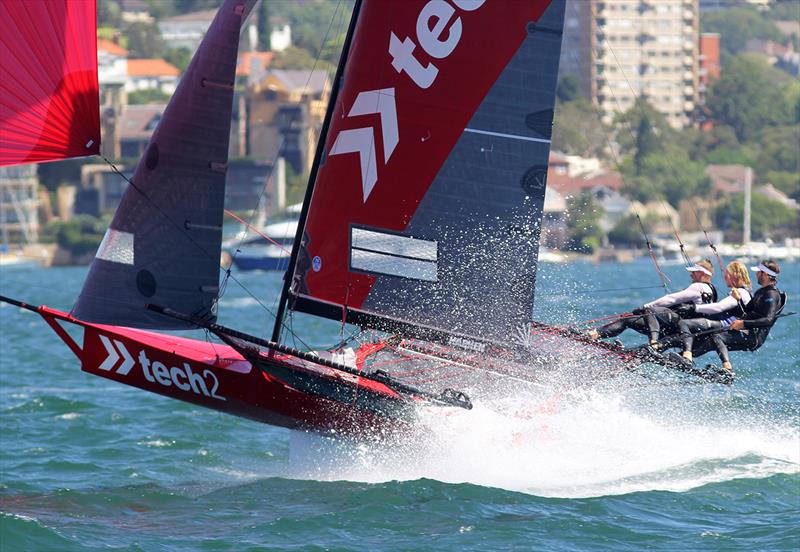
701 6 783 58
48 215 109 257
271 0 355 67
766 171 800 202
271 46 335 72
124 21 164 59
708 54 792 143
613 99 675 158
767 0 800 21
607 215 645 247
755 125 800 175
552 98 608 158
623 147 711 208
556 75 581 103
97 1 122 28
633 109 659 174
565 192 604 254
258 1 272 51
164 47 192 73
127 89 170 104
715 193 797 239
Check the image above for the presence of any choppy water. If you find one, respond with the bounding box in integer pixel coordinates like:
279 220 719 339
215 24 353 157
1 259 798 551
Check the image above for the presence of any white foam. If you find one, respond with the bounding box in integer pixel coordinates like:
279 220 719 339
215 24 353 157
287 385 800 498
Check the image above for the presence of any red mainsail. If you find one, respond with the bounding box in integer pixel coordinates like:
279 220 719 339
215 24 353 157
0 0 101 166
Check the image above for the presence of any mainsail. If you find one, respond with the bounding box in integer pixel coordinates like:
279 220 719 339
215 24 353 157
0 0 100 166
280 0 566 345
73 0 257 329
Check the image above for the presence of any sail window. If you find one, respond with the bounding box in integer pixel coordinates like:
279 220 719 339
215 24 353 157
136 270 157 298
95 229 134 265
350 227 438 282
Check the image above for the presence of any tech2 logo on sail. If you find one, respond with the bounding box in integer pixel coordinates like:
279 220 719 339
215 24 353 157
95 334 226 401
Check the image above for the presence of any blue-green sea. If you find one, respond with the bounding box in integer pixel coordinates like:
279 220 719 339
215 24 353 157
1 259 798 551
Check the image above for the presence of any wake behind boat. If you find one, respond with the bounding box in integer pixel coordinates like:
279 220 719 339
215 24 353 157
0 0 745 440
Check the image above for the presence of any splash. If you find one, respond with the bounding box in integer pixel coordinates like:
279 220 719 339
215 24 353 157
287 383 799 498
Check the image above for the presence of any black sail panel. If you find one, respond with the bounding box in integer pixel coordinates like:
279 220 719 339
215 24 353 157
73 0 256 329
283 0 566 346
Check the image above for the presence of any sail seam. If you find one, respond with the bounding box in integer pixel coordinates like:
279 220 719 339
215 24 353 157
463 128 551 144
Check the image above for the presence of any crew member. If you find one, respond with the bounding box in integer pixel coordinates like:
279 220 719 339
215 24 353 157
704 260 785 374
588 259 717 345
674 261 752 365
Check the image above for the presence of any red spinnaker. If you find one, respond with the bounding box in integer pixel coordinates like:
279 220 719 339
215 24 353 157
0 0 101 166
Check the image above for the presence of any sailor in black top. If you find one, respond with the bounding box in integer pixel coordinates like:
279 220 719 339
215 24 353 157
705 260 785 373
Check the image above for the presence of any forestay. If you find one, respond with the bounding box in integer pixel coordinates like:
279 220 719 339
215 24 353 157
284 0 566 345
73 0 257 329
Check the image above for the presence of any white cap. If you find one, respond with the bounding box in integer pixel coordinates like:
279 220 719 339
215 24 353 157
751 263 778 278
686 264 712 277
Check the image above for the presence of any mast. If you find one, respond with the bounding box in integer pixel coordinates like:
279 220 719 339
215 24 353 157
271 0 364 343
743 165 752 247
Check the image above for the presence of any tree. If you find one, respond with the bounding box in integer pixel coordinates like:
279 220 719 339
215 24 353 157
715 193 797 240
708 54 792 143
128 89 171 104
258 0 272 51
164 47 192 73
556 75 581 103
633 109 659 175
608 215 645 248
552 98 608 159
612 99 674 158
755 125 800 175
623 147 711 208
125 21 165 59
565 192 604 253
701 6 783 58
271 46 335 72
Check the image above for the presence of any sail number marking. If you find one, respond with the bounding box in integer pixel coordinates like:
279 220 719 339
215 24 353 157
136 350 226 401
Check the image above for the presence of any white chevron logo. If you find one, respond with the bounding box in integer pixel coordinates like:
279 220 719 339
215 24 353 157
329 88 398 202
98 335 135 375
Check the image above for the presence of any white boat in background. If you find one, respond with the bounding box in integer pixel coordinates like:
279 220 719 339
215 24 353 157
538 247 566 263
716 239 799 262
224 218 297 271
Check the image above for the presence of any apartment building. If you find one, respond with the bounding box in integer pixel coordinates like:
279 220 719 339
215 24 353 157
560 0 700 129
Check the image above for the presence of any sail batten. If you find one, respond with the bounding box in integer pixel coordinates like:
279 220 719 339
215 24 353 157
284 0 566 346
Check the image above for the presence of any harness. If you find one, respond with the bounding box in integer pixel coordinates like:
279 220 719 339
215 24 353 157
701 282 718 304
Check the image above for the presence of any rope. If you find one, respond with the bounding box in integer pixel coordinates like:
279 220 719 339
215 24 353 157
223 209 291 255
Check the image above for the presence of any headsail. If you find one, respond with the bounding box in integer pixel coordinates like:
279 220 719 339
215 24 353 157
0 0 100 166
73 0 257 329
281 0 566 345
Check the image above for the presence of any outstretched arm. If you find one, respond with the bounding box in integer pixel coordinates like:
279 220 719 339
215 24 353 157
645 285 701 308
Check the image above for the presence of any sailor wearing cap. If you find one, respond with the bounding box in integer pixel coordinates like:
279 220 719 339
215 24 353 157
588 259 718 345
705 259 785 374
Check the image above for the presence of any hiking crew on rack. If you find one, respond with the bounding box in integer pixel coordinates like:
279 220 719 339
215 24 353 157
675 261 752 367
700 260 785 374
588 259 717 345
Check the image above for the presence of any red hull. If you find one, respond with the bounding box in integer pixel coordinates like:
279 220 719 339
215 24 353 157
37 306 413 438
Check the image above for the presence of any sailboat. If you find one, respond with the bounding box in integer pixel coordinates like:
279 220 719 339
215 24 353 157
5 0 714 437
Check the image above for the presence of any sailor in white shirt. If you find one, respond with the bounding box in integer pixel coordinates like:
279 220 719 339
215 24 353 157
589 259 717 345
